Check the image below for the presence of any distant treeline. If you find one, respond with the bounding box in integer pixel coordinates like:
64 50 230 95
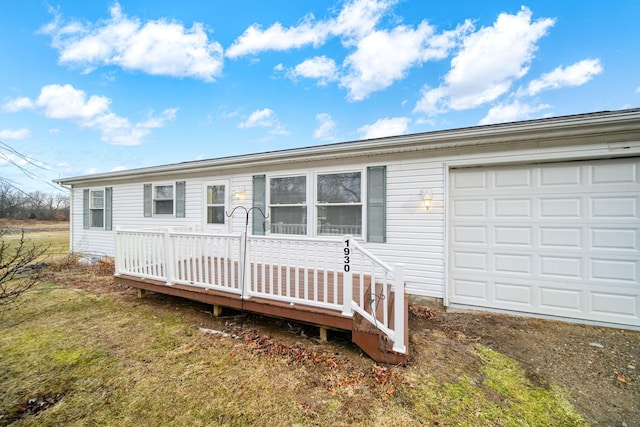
0 182 70 221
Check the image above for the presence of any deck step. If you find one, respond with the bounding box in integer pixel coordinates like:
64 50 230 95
351 312 408 365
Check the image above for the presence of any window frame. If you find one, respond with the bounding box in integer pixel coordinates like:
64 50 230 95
153 183 174 215
267 174 308 235
89 189 105 228
315 170 363 237
143 181 186 218
83 187 112 230
205 183 226 225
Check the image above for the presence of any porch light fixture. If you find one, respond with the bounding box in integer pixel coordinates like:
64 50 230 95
421 189 433 210
234 187 246 201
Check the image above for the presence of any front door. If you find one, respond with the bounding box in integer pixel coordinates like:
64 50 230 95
203 180 229 234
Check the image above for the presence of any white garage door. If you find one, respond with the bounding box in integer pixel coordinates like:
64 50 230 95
449 158 640 328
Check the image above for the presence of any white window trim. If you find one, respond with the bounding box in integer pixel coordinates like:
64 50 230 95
153 183 175 215
89 188 105 228
315 169 364 238
263 168 368 238
204 180 228 226
267 173 310 236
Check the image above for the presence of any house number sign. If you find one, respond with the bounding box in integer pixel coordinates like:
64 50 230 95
344 239 351 272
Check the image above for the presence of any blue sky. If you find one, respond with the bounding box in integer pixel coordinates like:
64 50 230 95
1 0 638 193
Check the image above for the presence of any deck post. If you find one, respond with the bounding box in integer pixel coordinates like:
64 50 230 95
319 326 328 342
164 229 175 285
114 226 122 275
342 235 353 316
392 263 406 354
240 231 250 299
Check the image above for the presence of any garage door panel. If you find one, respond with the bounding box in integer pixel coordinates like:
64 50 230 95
495 226 532 246
452 170 487 190
591 292 638 318
539 165 581 186
453 225 487 244
540 197 582 218
590 228 638 251
494 253 532 275
590 161 638 185
453 251 488 271
495 168 531 188
452 199 487 217
539 256 583 279
449 158 640 328
452 278 488 300
494 282 532 305
540 227 582 248
495 199 531 217
590 258 637 283
591 196 638 218
539 286 582 311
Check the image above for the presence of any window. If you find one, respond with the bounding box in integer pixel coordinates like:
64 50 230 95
317 172 362 236
206 185 225 224
143 182 186 217
83 187 112 230
269 175 307 235
90 190 104 228
154 185 173 214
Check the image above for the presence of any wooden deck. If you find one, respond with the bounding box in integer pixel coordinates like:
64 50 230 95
115 260 409 364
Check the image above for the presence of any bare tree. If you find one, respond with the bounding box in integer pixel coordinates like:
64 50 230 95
0 139 70 220
0 228 49 313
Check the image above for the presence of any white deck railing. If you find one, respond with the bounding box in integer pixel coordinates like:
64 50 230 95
114 227 405 354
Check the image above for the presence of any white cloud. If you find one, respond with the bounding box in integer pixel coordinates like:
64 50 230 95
5 84 177 146
520 59 603 96
289 56 338 85
358 117 410 139
0 128 31 140
226 17 328 58
229 0 472 100
238 108 289 136
313 113 337 141
2 97 34 112
42 3 224 81
479 100 551 125
341 21 470 101
415 7 555 115
226 0 392 58
37 84 111 120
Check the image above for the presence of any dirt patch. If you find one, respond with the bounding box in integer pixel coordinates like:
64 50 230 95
410 306 639 426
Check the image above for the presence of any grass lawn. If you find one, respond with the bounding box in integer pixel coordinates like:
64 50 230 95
0 226 590 425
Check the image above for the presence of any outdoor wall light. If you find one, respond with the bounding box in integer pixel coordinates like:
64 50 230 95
234 187 246 201
422 189 433 210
